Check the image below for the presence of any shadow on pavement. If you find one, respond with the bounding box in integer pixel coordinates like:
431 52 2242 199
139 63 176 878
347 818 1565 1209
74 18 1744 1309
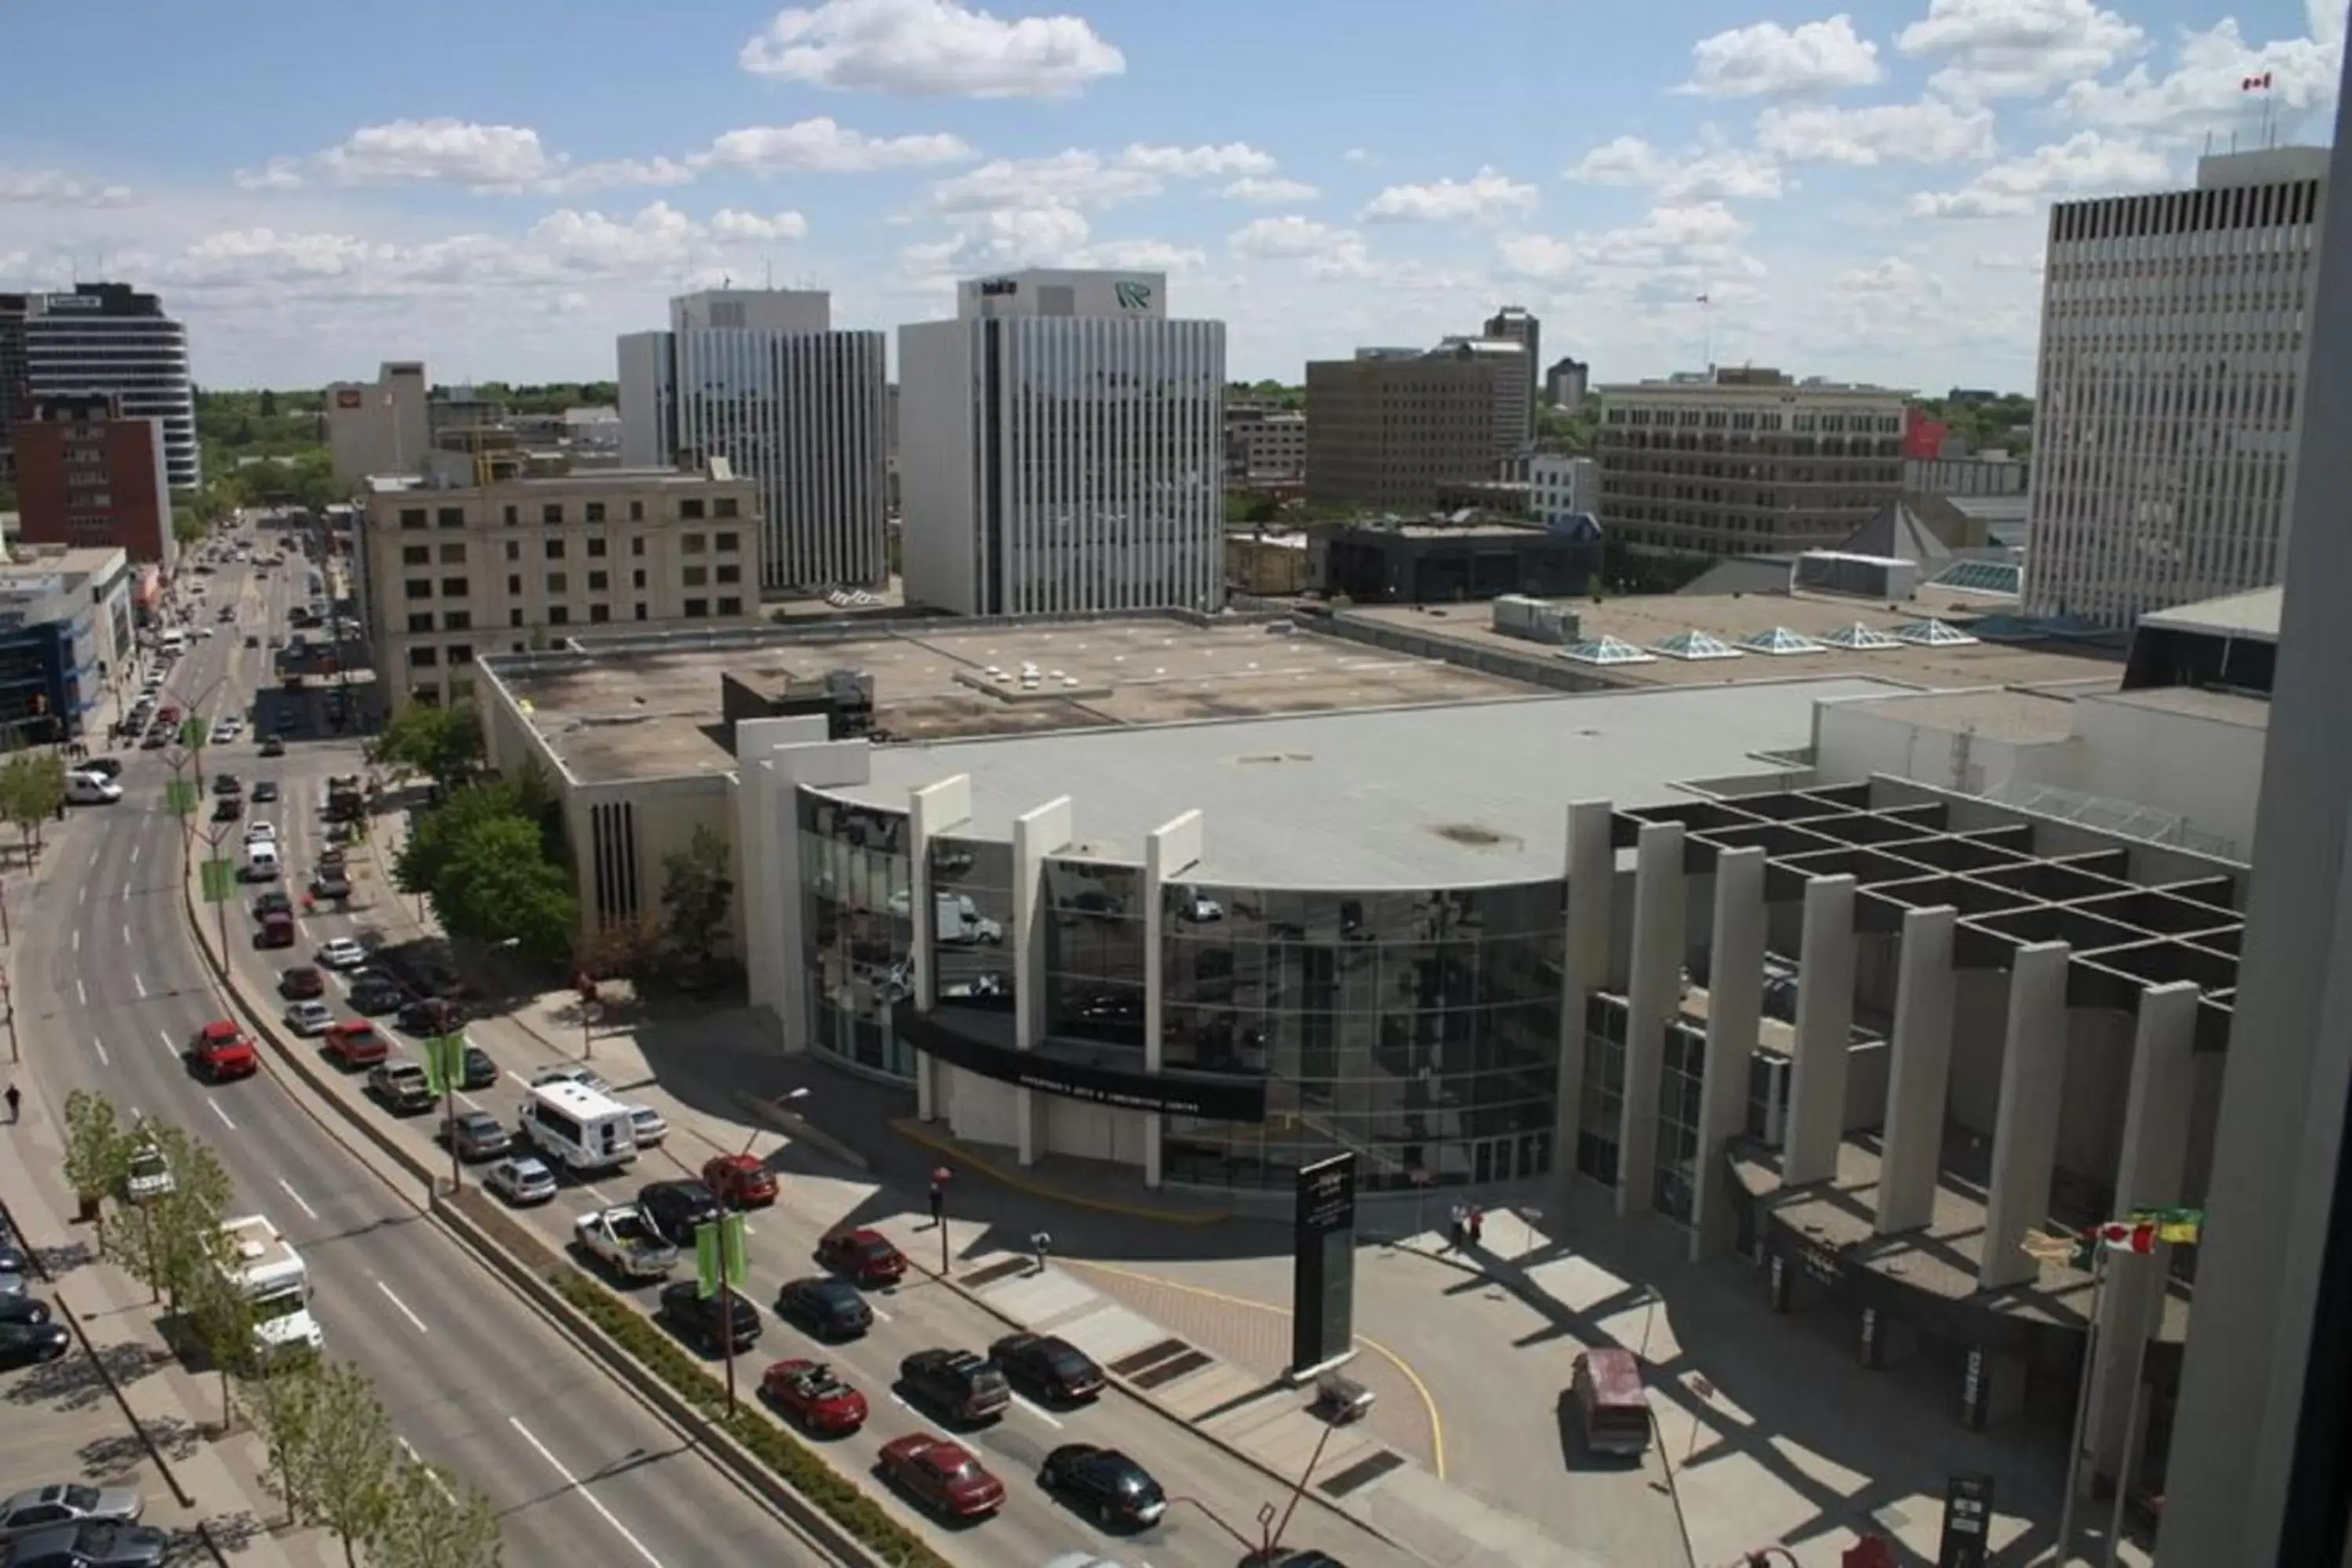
81 1412 203 1471
6 1337 168 1410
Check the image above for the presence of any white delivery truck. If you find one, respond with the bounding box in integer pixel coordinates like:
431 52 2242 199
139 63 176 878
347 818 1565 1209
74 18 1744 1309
517 1080 638 1175
218 1214 322 1357
887 888 1003 945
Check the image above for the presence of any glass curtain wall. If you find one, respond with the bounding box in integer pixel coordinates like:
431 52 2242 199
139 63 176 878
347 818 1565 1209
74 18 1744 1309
1578 995 1626 1186
1158 881 1564 1193
928 835 1016 1011
797 792 916 1080
1044 858 1146 1049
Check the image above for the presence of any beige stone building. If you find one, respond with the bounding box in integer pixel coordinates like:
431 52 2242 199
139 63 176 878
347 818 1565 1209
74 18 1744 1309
359 459 763 711
1595 368 1906 559
1304 341 1525 510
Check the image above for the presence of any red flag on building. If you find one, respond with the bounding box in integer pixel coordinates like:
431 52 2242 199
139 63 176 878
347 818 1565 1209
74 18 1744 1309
2096 1219 2158 1254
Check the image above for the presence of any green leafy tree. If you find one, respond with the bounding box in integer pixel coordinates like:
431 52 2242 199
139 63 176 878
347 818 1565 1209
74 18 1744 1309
183 1243 261 1428
435 815 578 964
373 1459 505 1568
0 752 67 862
299 1360 401 1567
61 1090 128 1246
245 1352 325 1526
659 826 733 966
116 1125 235 1314
173 506 209 546
257 389 278 419
372 703 483 792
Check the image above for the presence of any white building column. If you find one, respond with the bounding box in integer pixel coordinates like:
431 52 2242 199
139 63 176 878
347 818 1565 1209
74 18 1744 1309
2088 981 2199 1476
1011 797 1073 1167
1877 906 1958 1236
1617 821 1686 1215
1979 941 2072 1290
1780 875 1858 1188
906 774 972 1122
1692 845 1765 1261
1142 811 1205 1190
1552 799 1614 1188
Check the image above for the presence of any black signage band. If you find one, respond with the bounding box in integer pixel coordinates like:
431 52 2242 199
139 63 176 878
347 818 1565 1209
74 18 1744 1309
898 1011 1269 1123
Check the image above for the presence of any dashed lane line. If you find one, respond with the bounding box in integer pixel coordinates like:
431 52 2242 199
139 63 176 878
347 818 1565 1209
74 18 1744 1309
91 1037 108 1068
375 1280 429 1334
276 1179 318 1221
208 1100 236 1131
506 1416 666 1568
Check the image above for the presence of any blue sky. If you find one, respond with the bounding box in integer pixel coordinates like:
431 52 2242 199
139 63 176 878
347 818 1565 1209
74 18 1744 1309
1 0 2339 393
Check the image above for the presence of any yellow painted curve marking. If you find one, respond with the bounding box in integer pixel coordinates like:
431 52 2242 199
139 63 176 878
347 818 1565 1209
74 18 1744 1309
1067 1255 1448 1480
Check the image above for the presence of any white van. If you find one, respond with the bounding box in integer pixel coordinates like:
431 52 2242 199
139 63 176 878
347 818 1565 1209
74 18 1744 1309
158 630 186 658
517 1080 637 1174
243 844 281 881
65 772 122 806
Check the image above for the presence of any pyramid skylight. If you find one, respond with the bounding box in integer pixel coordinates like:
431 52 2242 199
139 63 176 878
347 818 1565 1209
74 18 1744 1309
1741 626 1825 656
1893 619 1980 647
1651 629 1744 661
1818 622 1904 651
1559 635 1657 666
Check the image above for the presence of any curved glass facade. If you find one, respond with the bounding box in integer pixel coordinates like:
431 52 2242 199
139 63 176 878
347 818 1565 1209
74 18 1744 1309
1158 880 1566 1192
1044 858 1147 1051
927 834 1017 1011
797 793 916 1080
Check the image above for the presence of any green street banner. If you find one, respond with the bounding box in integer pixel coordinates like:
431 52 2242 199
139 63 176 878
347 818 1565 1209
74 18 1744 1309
695 1214 748 1299
198 859 236 903
165 780 198 816
179 718 205 750
419 1032 466 1096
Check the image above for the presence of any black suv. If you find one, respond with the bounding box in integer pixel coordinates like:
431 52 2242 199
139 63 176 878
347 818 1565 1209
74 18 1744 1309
776 1277 873 1341
350 975 407 1015
898 1348 1011 1424
637 1181 721 1247
656 1279 761 1354
991 1331 1106 1403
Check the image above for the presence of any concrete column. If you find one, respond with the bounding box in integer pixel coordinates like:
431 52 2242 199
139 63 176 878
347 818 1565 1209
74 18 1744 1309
2089 981 2200 1476
1876 906 1958 1236
1780 875 1858 1188
1692 845 1766 1261
1978 941 2071 1290
1552 799 1614 1187
1616 821 1686 1215
906 774 973 1122
1142 810 1204 1190
1010 797 1073 1167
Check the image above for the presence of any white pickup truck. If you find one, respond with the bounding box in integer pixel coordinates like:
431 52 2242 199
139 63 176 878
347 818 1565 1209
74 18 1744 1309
574 1206 679 1280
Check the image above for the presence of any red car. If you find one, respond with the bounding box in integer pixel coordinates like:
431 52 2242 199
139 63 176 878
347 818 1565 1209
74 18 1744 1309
278 966 325 1000
187 1020 259 1081
877 1434 1004 1521
702 1153 779 1209
760 1359 867 1436
322 1022 388 1069
816 1226 906 1286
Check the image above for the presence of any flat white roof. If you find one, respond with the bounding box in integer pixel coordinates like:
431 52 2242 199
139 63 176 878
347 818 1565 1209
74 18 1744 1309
2136 586 2281 643
833 677 1902 887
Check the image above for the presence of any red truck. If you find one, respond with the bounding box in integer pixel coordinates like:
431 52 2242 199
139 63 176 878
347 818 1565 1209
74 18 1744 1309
187 1020 259 1082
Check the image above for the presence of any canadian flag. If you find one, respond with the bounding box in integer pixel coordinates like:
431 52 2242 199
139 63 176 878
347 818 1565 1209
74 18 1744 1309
2241 71 2274 91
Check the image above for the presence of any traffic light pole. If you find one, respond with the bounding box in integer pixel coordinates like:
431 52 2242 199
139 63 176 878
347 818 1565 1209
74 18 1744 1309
720 1217 739 1417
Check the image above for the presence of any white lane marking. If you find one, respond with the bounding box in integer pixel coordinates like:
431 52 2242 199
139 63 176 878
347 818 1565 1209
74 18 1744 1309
122 923 131 946
133 975 147 1000
1011 1392 1065 1428
397 1439 459 1505
506 1417 665 1568
91 1038 109 1068
75 978 86 1007
276 1178 318 1221
208 1100 236 1131
129 843 140 866
867 1304 892 1323
78 885 86 906
121 881 130 901
375 1280 429 1334
71 930 79 953
157 1029 176 1058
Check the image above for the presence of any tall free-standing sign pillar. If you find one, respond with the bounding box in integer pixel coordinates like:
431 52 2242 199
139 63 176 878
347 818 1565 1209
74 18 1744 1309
1289 1152 1358 1379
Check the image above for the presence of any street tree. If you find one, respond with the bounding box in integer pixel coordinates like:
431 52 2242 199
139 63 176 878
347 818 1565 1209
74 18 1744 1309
372 702 482 793
392 768 557 898
574 913 662 984
183 1247 261 1428
116 1125 234 1315
0 752 67 863
434 815 577 965
61 1090 127 1247
297 1359 401 1567
244 1352 325 1527
372 1458 505 1568
659 826 733 967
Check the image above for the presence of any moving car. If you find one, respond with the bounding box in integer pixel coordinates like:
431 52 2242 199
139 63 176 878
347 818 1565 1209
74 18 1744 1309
367 1059 436 1115
321 1022 387 1069
531 1062 608 1092
0 1319 71 1368
1569 1347 1653 1457
349 975 406 1015
775 1277 873 1341
316 937 367 970
243 820 277 846
397 996 463 1036
877 1434 1006 1522
440 1111 510 1161
655 1279 761 1353
485 1156 557 1207
74 757 122 781
283 1000 333 1037
278 966 325 1000
65 773 122 806
258 735 285 757
636 1181 720 1249
1036 1445 1167 1529
0 1483 144 1539
992 1332 1107 1403
185 1020 259 1080
626 1105 669 1147
816 1226 906 1287
898 1348 1011 1425
251 779 279 804
310 869 352 902
256 909 296 949
212 774 241 797
760 1359 868 1436
122 1143 172 1204
212 793 244 822
702 1153 778 1209
459 1044 499 1091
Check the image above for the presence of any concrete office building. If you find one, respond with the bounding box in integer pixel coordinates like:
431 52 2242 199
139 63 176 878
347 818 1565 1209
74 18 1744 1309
1483 306 1541 439
1224 402 1306 484
898 270 1225 619
1596 368 1906 559
324 361 430 485
618 289 888 594
1546 355 1590 413
0 544 135 740
0 295 29 482
9 392 174 568
2159 71 2352 1563
358 460 763 710
2025 147 2328 631
1305 339 1527 511
1529 453 1599 528
21 283 197 490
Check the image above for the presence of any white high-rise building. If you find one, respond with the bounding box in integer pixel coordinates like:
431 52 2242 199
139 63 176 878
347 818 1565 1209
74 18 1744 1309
2024 147 2329 629
24 283 198 489
616 289 887 592
324 361 429 485
898 269 1225 618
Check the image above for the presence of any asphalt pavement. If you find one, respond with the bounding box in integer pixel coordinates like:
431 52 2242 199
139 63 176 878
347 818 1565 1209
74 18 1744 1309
19 537 829 1568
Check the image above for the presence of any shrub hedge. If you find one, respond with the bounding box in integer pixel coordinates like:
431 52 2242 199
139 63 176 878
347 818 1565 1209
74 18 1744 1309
548 1269 952 1568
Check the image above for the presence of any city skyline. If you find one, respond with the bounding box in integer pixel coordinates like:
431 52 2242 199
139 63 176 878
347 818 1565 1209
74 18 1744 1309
0 0 2339 393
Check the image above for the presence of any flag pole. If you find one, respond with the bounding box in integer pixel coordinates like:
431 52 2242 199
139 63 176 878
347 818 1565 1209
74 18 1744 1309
2055 1243 2105 1564
2101 1243 2171 1568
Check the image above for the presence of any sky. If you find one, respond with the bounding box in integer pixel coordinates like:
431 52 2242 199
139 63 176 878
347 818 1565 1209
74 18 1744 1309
0 0 2341 395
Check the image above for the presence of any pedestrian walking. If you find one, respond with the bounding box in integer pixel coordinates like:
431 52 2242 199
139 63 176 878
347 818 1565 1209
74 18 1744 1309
5 1084 20 1123
1447 1202 1467 1251
1030 1230 1052 1274
927 1181 946 1227
1468 1206 1486 1249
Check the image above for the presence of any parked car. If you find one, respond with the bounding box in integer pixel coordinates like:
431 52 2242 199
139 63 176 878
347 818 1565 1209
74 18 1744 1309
626 1105 669 1147
438 1111 510 1162
367 1059 436 1115
485 1156 557 1207
283 1000 333 1037
655 1279 761 1354
1036 1445 1167 1530
278 966 325 1000
0 1320 71 1368
816 1226 906 1287
8 1519 170 1567
637 1181 721 1248
0 1483 145 1539
992 1332 1107 1403
898 1348 1011 1425
0 1298 52 1328
531 1062 607 1091
211 794 243 823
321 1022 387 1069
397 996 463 1036
349 975 406 1015
258 735 285 757
310 870 353 902
775 1277 873 1341
702 1153 779 1209
760 1359 868 1436
317 937 367 969
877 1434 1006 1521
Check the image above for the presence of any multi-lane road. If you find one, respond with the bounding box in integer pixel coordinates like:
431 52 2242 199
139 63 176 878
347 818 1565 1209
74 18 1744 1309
28 528 1403 1568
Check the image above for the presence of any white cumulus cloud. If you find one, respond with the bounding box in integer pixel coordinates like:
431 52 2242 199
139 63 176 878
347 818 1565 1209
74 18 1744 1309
1897 0 2146 101
1360 166 1537 225
1911 131 2172 217
695 119 975 174
1680 15 1883 98
1222 176 1320 204
1757 100 1997 165
740 0 1123 98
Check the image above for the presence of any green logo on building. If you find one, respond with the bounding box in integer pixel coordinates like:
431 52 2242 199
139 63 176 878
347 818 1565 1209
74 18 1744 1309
1114 281 1152 310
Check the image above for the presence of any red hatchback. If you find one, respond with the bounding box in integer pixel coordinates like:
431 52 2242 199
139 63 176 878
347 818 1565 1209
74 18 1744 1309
322 1022 388 1069
816 1226 906 1286
877 1434 1004 1521
702 1153 779 1209
760 1359 867 1436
